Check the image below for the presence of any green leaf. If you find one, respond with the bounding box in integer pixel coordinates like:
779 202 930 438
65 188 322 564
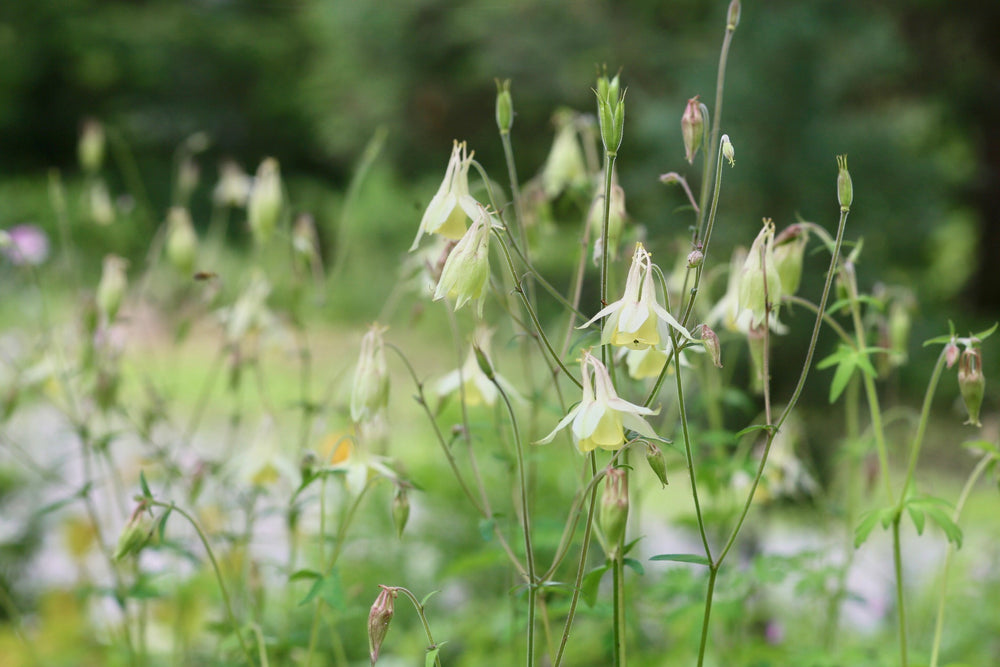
854 510 881 548
288 569 321 582
923 506 963 548
923 334 954 347
420 590 440 607
298 570 345 609
734 424 772 439
478 518 496 542
649 553 711 566
828 355 857 403
425 646 440 667
622 537 642 557
623 558 645 575
962 439 1000 457
139 470 152 498
581 564 610 607
157 506 173 542
974 322 999 340
905 505 925 535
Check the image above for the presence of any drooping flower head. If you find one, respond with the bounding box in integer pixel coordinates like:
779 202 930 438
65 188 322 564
537 350 660 453
737 219 783 329
351 324 390 423
436 326 521 407
433 206 494 316
411 141 479 251
579 242 691 350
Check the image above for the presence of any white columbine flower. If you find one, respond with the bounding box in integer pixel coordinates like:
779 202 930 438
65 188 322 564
410 140 479 251
351 324 390 423
579 243 691 350
536 350 660 453
433 206 493 316
436 327 522 406
738 219 783 329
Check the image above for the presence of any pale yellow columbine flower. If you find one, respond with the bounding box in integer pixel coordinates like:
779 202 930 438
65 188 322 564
536 350 660 453
436 327 522 406
351 324 390 423
579 243 691 350
738 219 783 329
410 140 479 251
707 246 787 335
433 206 493 316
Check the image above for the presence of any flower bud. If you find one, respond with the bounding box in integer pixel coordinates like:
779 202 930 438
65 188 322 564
368 585 397 665
165 206 199 275
89 180 115 225
433 207 493 316
721 134 735 167
248 157 283 246
96 254 128 326
541 111 588 198
392 487 410 539
837 155 853 211
595 73 625 155
772 224 809 296
958 345 985 427
351 324 390 423
495 78 513 135
113 509 155 561
645 442 668 488
473 342 495 382
699 324 723 368
944 339 960 369
727 0 742 30
687 247 704 269
599 467 629 558
681 96 704 164
78 119 106 174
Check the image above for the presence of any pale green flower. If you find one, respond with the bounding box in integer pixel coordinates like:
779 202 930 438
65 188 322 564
433 206 493 316
537 350 660 453
579 243 691 350
411 141 479 250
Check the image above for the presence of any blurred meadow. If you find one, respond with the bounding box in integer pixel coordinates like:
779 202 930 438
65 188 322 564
1 1 999 666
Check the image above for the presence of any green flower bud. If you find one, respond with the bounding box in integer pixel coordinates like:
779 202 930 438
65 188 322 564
727 0 742 30
392 487 410 539
958 345 985 427
78 119 105 174
495 78 513 135
433 208 493 316
837 155 853 211
248 158 283 246
113 509 155 561
721 134 735 167
165 206 199 276
368 585 397 665
645 442 668 488
772 224 809 296
96 254 128 326
595 73 626 155
599 467 629 558
541 110 588 198
473 343 495 382
687 247 704 268
681 96 704 164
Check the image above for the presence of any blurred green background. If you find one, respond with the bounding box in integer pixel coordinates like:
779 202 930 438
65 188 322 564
1 0 997 363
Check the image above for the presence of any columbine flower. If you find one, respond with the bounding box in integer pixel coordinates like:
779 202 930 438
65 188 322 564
536 350 660 453
579 243 691 350
410 140 479 250
351 324 390 423
433 206 494 316
737 219 783 330
248 158 283 246
436 327 521 406
541 110 589 198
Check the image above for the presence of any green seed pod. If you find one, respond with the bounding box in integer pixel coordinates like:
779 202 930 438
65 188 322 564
495 79 513 135
837 155 853 211
681 96 703 164
113 510 154 561
599 467 629 558
645 442 668 488
958 346 985 427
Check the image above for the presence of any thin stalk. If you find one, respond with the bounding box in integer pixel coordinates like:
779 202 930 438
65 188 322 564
499 129 527 247
612 553 626 667
148 501 255 665
895 348 949 510
695 567 719 667
892 517 908 667
598 153 617 372
680 136 727 328
495 380 536 666
929 452 994 667
395 587 444 667
493 230 582 388
553 453 599 667
693 14 738 243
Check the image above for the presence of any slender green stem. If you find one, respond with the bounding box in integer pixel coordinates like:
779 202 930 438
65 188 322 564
553 453 599 667
693 18 737 244
895 348 949 510
681 136 728 327
493 230 582 389
499 130 527 247
892 517 908 667
494 380 536 666
148 500 255 665
929 452 994 667
695 567 719 667
394 587 444 667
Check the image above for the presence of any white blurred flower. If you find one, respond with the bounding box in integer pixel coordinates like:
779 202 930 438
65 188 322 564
411 140 479 251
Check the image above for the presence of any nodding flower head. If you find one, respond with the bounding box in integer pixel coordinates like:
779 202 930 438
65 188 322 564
411 141 479 251
433 206 494 316
579 243 691 350
536 350 661 453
